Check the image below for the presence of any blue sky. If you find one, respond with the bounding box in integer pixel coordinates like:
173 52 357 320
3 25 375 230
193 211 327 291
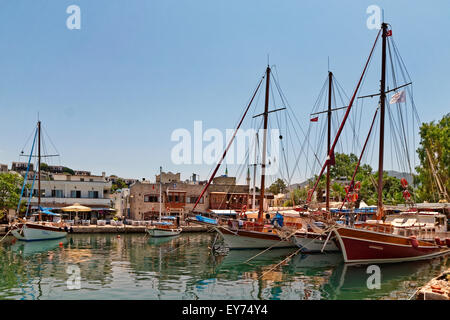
0 0 449 183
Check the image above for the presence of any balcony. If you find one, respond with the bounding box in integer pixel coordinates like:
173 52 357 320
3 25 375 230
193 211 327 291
29 197 111 207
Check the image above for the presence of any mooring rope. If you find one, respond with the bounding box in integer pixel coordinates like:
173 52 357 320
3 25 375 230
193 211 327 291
0 228 13 242
256 225 342 280
244 223 338 265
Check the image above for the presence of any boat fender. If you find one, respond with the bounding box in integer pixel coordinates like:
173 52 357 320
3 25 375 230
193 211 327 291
409 236 419 249
446 238 450 248
434 237 442 246
64 226 68 232
69 227 74 233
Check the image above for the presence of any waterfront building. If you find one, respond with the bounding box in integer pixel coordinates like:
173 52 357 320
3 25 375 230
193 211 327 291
25 172 112 211
129 172 251 221
156 171 181 184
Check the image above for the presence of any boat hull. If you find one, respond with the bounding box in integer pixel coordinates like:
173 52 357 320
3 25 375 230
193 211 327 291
334 226 450 264
147 227 182 237
216 227 297 250
11 223 67 241
293 232 340 253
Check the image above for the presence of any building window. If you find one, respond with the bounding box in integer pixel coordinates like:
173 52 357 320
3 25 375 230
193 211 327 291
144 195 158 202
88 191 99 199
71 190 81 198
51 190 64 198
187 196 203 204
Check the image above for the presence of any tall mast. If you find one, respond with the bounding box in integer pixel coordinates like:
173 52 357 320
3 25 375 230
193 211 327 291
377 22 388 219
326 71 333 213
38 120 41 221
252 133 258 211
159 166 162 222
258 66 271 222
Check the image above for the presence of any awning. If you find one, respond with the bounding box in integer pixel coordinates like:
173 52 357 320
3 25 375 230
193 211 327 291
210 209 238 215
38 206 61 216
161 216 177 220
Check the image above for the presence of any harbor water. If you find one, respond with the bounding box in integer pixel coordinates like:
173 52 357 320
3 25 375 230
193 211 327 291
0 233 448 300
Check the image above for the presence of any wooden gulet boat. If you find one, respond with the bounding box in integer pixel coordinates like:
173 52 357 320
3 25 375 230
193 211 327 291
11 120 68 241
292 71 343 253
190 66 297 250
307 22 450 264
146 166 182 238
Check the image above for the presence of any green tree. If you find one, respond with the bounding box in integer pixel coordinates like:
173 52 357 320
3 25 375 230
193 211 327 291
308 152 410 206
112 178 128 193
415 113 449 202
330 182 345 202
40 162 49 172
268 178 287 195
0 173 24 220
62 167 75 175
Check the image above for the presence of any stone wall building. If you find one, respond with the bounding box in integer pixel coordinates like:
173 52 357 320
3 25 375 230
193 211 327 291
129 174 251 221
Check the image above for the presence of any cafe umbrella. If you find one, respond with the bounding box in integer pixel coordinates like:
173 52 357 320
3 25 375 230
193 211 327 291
61 203 92 223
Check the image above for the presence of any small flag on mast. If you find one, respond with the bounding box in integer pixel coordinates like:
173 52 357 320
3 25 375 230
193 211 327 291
386 30 392 37
310 116 319 122
389 90 406 104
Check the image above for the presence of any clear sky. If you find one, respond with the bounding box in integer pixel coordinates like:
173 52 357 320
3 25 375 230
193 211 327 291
0 0 449 182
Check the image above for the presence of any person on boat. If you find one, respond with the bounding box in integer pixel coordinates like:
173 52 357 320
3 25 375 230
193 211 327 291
271 212 284 228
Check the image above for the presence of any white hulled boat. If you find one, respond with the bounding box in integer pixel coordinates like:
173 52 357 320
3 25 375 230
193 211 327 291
146 167 182 238
11 120 68 242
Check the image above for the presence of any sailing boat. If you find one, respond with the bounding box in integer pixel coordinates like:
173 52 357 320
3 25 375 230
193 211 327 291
293 71 341 253
191 65 297 250
146 167 182 237
10 120 68 241
308 22 450 264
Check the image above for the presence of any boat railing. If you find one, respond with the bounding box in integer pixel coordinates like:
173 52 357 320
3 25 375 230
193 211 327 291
357 222 394 234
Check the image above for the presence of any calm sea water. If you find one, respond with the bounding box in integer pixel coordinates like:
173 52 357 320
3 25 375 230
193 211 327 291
0 233 448 300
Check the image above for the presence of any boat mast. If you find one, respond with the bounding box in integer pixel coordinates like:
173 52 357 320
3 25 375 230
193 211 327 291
326 71 333 214
159 166 162 222
252 133 258 211
38 120 41 221
258 66 271 223
377 22 388 219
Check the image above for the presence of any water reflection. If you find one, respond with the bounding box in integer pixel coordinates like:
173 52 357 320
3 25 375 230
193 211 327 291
11 239 68 257
0 233 448 300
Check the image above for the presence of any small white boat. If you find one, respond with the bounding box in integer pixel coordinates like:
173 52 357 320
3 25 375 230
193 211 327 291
11 219 68 242
147 222 182 237
11 120 68 242
146 166 182 238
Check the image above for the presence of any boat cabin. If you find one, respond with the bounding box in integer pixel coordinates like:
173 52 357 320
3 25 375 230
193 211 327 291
385 211 447 234
28 212 62 224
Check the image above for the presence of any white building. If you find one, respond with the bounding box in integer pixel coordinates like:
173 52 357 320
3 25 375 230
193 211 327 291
27 172 112 210
110 188 130 218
